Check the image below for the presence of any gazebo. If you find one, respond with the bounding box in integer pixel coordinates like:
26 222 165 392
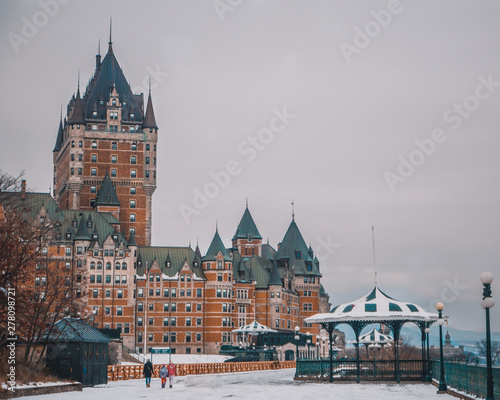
304 286 445 383
347 327 394 355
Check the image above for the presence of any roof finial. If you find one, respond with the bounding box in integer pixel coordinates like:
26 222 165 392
148 75 151 94
216 219 218 233
60 103 63 120
77 71 80 93
372 226 377 287
98 38 101 56
246 197 248 209
291 200 295 220
108 17 113 53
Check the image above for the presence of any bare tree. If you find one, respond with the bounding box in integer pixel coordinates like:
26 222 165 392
475 339 500 365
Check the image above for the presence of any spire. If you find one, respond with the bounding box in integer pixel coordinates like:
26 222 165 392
142 78 158 130
69 74 85 125
75 214 91 241
203 228 231 261
128 229 137 247
95 171 120 207
232 204 262 241
268 260 282 286
291 200 295 221
53 106 64 152
108 17 113 54
96 39 101 70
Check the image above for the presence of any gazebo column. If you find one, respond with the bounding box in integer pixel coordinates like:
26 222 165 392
324 322 337 383
391 322 403 383
351 321 364 384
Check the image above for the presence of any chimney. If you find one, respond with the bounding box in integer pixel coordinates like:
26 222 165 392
21 180 26 200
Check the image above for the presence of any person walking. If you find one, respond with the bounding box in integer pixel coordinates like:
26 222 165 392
167 361 176 388
143 359 154 388
159 364 168 388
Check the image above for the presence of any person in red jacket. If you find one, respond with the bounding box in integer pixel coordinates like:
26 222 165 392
167 361 176 388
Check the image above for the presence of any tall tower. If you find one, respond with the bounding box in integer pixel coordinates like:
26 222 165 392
52 29 158 246
232 203 262 257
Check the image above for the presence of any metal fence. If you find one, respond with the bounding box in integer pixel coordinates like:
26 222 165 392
430 359 500 399
295 359 424 381
108 361 295 381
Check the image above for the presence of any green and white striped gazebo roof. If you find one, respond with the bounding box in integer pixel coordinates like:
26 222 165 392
305 286 442 325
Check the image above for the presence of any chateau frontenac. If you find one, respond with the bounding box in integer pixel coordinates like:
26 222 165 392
8 32 332 355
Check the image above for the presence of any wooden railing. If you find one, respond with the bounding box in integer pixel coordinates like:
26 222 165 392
107 361 295 381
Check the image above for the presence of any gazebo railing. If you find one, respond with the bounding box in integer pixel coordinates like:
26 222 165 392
295 359 424 381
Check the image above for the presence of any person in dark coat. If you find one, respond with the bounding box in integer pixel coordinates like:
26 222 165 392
143 359 154 388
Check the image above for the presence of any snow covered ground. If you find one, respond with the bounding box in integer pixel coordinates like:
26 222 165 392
16 368 455 400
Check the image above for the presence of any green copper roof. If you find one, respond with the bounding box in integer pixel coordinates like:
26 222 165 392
95 172 120 207
75 214 91 241
232 206 262 241
136 246 204 278
268 261 282 286
276 218 321 276
41 318 110 343
203 229 231 261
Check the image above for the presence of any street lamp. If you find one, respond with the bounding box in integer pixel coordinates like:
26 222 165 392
294 326 300 361
425 323 432 382
480 272 495 400
294 326 300 378
316 335 321 360
436 302 447 393
306 332 311 359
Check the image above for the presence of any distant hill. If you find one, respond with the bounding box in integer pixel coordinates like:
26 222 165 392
341 324 500 352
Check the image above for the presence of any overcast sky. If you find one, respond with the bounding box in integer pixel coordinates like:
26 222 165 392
1 0 499 333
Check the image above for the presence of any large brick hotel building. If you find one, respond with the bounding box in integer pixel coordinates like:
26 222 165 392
7 32 331 354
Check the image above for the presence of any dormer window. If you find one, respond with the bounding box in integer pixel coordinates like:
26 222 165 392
87 221 92 228
113 235 118 241
72 220 78 228
166 261 171 268
93 111 97 118
296 251 301 259
112 99 117 106
130 113 134 119
66 233 71 240
93 234 98 241
248 235 252 242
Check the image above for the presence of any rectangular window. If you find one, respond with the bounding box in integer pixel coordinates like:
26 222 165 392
90 186 96 193
130 200 136 208
111 169 117 177
138 303 143 312
171 317 176 327
146 156 150 165
196 288 202 297
91 168 97 176
130 214 136 222
112 142 117 150
106 275 111 283
131 156 136 164
138 317 143 327
90 275 95 283
96 275 102 283
171 289 176 298
138 288 143 297
130 187 136 195
131 170 136 178
186 303 192 312
164 317 169 327
117 307 122 316
91 154 97 163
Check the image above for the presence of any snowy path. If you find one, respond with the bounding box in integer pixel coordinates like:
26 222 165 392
18 369 455 400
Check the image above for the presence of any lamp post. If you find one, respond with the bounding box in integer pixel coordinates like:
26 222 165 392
425 325 432 382
480 272 495 400
436 302 447 393
294 326 300 377
316 335 321 360
306 332 311 359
